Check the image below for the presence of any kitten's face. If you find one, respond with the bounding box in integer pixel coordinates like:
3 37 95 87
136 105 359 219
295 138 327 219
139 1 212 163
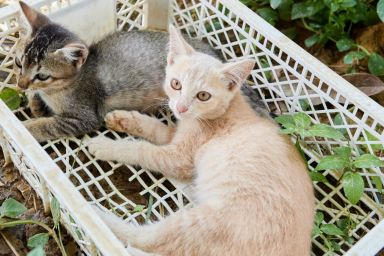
165 55 235 120
14 2 88 90
164 26 255 121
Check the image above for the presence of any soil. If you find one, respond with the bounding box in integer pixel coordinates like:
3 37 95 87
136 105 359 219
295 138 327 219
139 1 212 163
0 151 80 256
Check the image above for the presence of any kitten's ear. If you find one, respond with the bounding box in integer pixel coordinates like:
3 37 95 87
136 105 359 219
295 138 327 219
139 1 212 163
19 1 51 34
54 43 89 68
221 59 255 91
167 25 195 65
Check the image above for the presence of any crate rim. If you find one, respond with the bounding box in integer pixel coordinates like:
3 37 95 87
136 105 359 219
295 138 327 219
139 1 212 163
220 0 384 125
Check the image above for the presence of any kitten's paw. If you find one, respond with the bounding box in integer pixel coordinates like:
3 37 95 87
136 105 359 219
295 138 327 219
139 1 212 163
87 136 115 160
105 110 140 133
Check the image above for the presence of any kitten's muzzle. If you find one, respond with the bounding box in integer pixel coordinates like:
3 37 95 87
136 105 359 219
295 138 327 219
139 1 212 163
17 77 30 89
176 104 188 114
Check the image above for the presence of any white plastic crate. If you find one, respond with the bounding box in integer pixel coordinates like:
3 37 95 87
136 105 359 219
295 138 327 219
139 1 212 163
0 0 383 255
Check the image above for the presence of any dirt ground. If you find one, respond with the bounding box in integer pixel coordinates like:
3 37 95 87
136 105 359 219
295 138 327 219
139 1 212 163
0 152 80 256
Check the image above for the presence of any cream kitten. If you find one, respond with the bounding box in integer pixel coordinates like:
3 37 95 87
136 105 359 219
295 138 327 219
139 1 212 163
88 26 315 256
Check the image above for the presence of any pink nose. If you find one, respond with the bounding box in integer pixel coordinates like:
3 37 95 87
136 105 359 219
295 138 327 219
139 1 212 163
176 104 188 114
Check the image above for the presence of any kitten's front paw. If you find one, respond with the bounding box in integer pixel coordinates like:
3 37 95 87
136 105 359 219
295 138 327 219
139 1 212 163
88 136 116 161
105 110 140 133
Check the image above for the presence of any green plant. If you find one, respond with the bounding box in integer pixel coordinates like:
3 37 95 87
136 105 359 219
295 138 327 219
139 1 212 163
312 211 356 252
0 87 23 110
275 112 344 182
316 146 383 203
275 112 383 252
276 112 383 203
0 198 67 256
240 0 384 76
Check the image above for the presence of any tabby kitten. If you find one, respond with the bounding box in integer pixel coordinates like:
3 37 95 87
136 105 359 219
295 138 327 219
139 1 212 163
15 2 266 142
88 26 315 256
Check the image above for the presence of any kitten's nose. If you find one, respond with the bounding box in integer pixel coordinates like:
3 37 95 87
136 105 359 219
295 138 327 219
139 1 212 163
18 78 30 90
176 104 188 114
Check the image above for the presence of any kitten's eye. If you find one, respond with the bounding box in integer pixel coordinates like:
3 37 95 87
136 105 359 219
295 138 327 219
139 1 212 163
14 58 22 68
171 79 182 90
196 91 211 101
35 73 51 81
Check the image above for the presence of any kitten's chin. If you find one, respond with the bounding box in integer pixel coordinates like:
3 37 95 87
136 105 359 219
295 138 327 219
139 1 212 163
171 110 192 121
173 112 187 120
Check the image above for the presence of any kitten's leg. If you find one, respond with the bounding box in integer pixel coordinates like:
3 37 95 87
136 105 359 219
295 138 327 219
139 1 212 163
94 205 215 256
24 114 99 142
88 137 193 180
28 93 50 117
105 110 175 145
91 206 158 256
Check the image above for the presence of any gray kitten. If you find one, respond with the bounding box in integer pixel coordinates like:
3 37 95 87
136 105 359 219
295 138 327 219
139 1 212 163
15 2 266 142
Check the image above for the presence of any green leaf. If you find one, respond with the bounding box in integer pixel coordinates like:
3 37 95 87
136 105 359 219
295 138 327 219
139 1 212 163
133 204 145 213
304 34 320 48
293 112 312 128
50 198 60 229
295 140 307 163
330 2 339 12
275 114 295 127
277 0 294 21
0 198 27 218
308 124 345 139
340 0 357 8
315 156 349 171
270 0 282 9
280 128 295 134
312 225 321 237
353 154 383 168
333 113 347 135
291 2 324 20
324 237 333 251
27 246 46 256
297 128 313 139
336 218 349 234
363 132 383 152
346 236 354 244
299 99 310 111
145 194 154 224
320 224 345 236
256 8 279 25
342 171 364 204
368 53 384 76
27 233 49 249
260 58 272 80
333 147 352 158
336 38 355 52
314 211 324 226
0 88 21 110
343 51 367 65
371 176 383 193
378 0 384 22
310 172 328 183
282 27 297 40
330 241 341 252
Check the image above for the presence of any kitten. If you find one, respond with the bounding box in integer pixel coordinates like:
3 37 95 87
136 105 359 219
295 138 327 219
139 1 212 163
14 2 267 142
87 26 315 256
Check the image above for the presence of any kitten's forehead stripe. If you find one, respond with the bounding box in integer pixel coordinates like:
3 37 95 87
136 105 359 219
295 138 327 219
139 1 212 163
23 24 74 66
